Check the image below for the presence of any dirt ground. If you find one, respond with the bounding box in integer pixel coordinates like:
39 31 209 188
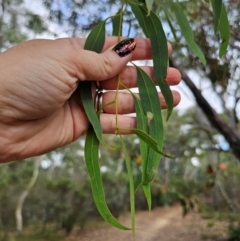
66 204 229 241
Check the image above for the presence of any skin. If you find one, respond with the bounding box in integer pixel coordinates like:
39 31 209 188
0 37 181 163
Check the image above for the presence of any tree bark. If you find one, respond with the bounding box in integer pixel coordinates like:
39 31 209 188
15 155 44 232
170 58 240 161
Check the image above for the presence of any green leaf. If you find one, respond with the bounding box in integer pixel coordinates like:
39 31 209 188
132 94 148 162
142 184 152 211
218 4 230 57
131 129 174 160
81 20 106 144
130 3 174 119
210 1 230 57
134 66 163 183
84 20 106 52
172 3 193 42
130 1 149 37
85 127 130 230
210 0 223 33
132 93 151 210
121 138 135 235
163 7 178 42
79 82 105 145
146 0 154 16
112 10 122 36
172 2 206 65
142 7 174 119
188 41 206 65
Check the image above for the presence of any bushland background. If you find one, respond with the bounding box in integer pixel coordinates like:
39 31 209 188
0 0 240 240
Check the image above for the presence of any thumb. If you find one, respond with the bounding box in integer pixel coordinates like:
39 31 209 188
77 38 136 81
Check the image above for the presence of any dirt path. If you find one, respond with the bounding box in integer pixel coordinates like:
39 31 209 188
66 205 229 241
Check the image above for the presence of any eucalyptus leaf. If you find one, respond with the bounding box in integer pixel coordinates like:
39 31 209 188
172 2 206 65
142 184 152 211
132 93 151 210
84 20 106 52
142 7 173 119
85 127 130 230
132 93 148 162
134 66 164 183
163 7 178 42
121 138 135 235
210 0 223 33
130 0 149 37
80 20 106 144
79 82 105 145
130 3 174 119
131 129 174 159
218 4 230 57
112 10 122 36
81 19 128 230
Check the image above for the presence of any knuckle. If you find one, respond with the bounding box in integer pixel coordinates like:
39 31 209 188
100 55 113 79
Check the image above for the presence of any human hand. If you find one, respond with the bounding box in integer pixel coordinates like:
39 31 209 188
0 37 181 162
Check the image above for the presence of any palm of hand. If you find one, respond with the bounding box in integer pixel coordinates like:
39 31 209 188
0 40 89 161
0 37 181 162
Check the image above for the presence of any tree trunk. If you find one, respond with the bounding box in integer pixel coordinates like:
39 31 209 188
15 155 44 232
170 58 240 161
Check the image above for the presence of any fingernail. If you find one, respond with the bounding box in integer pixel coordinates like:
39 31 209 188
112 38 136 57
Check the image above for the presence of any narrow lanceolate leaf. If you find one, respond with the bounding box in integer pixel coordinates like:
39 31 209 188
79 82 105 145
218 4 230 57
172 2 206 65
85 127 130 230
210 0 223 33
129 1 149 38
137 6 174 119
146 0 154 16
112 10 122 36
135 66 163 183
163 7 178 42
132 94 148 161
132 94 151 210
131 129 174 159
81 20 106 144
121 138 135 236
84 20 106 52
142 184 151 211
130 0 173 118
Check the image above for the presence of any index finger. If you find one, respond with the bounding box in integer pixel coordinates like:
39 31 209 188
101 37 172 60
71 37 172 60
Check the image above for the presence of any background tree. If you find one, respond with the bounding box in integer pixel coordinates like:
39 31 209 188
0 0 48 51
167 0 240 160
15 155 44 232
1 0 240 239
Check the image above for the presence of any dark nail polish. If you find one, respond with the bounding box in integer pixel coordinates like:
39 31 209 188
112 38 136 57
